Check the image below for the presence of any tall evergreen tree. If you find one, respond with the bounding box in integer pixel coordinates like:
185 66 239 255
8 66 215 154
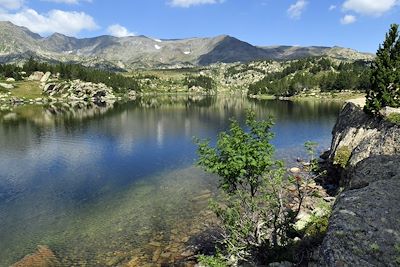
365 24 400 114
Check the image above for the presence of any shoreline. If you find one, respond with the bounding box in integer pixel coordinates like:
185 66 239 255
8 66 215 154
0 79 366 110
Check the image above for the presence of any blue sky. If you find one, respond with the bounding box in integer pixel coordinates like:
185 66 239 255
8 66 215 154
0 0 399 52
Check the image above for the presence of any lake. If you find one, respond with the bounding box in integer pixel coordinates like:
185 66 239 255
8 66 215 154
0 96 342 266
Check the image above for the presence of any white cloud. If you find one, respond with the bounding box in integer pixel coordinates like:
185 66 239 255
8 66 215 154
343 0 399 16
0 0 24 10
107 24 135 37
287 0 308 19
0 8 98 36
340 14 357 24
169 0 224 8
42 0 92 4
329 5 337 11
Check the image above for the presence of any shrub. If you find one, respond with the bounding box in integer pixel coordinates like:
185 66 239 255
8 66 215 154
302 201 332 239
196 110 306 265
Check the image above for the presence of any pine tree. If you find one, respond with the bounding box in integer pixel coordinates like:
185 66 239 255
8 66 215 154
365 24 400 114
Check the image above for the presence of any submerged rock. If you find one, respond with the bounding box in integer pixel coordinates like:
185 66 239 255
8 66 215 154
11 245 60 267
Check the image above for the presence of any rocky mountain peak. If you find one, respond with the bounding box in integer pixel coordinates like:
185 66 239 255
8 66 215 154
0 20 374 69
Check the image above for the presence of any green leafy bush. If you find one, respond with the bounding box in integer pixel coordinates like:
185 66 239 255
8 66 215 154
196 110 305 265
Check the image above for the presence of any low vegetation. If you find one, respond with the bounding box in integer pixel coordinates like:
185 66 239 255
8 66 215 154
387 113 400 125
333 146 352 168
195 110 333 266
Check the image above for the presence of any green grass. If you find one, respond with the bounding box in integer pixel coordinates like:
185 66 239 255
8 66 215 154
11 81 43 99
387 113 400 125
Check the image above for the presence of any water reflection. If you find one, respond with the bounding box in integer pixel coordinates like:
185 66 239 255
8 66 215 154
0 96 342 266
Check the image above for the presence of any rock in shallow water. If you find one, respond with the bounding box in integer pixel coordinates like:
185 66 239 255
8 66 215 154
11 245 60 267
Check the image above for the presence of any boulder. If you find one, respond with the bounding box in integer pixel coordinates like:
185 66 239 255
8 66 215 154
0 82 14 89
28 71 44 81
289 167 301 174
329 102 400 167
40 72 51 83
320 102 400 266
11 245 60 267
43 83 57 93
379 106 400 117
319 174 400 266
6 77 15 82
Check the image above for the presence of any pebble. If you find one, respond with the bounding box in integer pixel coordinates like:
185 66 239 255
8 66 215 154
290 167 301 174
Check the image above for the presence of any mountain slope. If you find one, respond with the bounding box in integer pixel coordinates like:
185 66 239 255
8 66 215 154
0 21 374 69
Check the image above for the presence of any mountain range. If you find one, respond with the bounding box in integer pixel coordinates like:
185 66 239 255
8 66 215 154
0 21 374 70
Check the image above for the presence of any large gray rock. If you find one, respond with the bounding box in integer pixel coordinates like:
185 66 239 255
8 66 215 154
329 102 400 167
28 71 44 81
348 155 400 190
40 71 51 83
0 82 13 89
43 80 116 102
319 173 400 266
320 103 400 266
380 106 400 117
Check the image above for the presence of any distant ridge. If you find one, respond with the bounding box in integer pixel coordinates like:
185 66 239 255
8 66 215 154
0 21 374 69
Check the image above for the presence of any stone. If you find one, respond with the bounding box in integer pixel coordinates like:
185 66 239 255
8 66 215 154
323 196 336 203
6 77 15 82
0 82 14 89
28 71 45 81
152 248 161 262
40 72 51 83
379 106 400 117
148 241 162 247
348 155 400 190
289 167 301 174
11 245 60 267
319 178 400 267
44 83 57 93
329 102 400 167
320 102 400 266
